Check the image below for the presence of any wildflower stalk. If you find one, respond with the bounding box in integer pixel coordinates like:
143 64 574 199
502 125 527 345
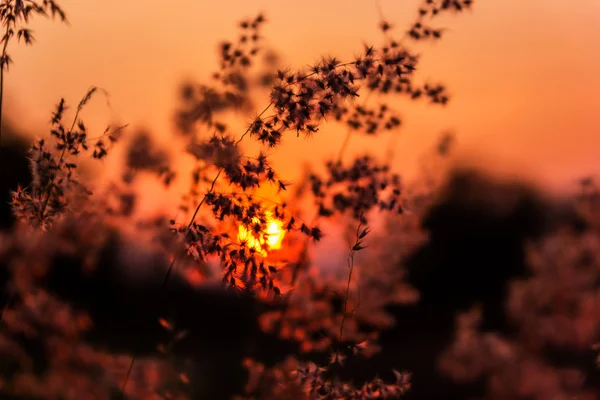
276 111 366 336
339 220 366 346
0 20 9 149
162 168 222 289
322 221 366 396
38 97 85 223
278 88 373 334
284 25 403 295
121 77 275 397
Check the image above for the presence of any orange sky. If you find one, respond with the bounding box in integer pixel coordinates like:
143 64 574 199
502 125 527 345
4 0 600 199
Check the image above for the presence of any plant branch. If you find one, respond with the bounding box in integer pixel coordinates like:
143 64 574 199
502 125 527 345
0 21 11 153
38 94 88 223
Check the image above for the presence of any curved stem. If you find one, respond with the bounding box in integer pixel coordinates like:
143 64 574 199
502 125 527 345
0 21 11 154
161 168 222 290
236 101 273 145
338 221 363 345
119 168 222 398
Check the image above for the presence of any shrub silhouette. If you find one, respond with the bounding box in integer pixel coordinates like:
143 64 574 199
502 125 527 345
385 169 594 399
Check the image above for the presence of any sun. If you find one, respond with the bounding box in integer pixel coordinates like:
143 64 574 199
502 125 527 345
238 212 285 255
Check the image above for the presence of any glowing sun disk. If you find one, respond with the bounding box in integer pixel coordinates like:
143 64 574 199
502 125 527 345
238 213 285 255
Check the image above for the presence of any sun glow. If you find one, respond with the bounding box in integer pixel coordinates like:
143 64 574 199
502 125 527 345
238 212 285 255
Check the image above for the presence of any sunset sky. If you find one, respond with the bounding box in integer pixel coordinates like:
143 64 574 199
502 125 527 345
4 0 599 200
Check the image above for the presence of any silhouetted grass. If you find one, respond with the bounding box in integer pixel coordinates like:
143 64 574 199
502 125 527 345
1 0 599 399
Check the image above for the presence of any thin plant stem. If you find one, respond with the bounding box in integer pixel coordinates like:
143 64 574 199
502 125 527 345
0 21 10 155
236 101 273 145
326 221 363 398
338 220 363 345
161 168 222 290
119 169 222 398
